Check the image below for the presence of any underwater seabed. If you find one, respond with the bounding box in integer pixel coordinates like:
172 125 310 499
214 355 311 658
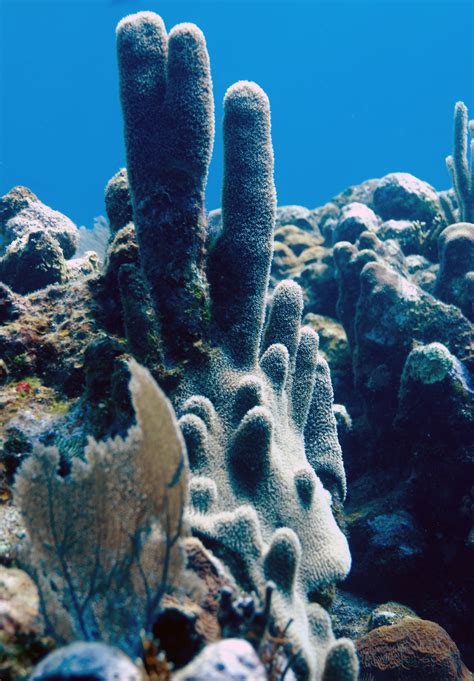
0 8 473 681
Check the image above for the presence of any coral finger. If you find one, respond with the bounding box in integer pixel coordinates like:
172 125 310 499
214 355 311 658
229 406 272 495
322 639 359 681
116 12 168 198
233 376 265 424
166 23 215 184
208 81 276 369
262 280 304 362
291 326 319 432
259 343 289 393
179 413 209 471
304 358 347 502
118 16 213 362
181 395 218 433
263 528 301 597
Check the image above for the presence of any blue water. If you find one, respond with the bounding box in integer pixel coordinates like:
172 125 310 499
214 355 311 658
1 0 473 228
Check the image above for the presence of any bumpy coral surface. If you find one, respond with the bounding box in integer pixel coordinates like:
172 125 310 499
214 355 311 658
114 11 356 680
357 618 472 681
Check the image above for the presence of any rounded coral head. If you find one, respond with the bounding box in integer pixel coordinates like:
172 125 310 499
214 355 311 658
116 11 167 55
224 80 270 116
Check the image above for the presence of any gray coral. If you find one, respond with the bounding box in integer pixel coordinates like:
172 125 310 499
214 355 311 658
116 11 355 680
446 101 474 222
117 13 214 361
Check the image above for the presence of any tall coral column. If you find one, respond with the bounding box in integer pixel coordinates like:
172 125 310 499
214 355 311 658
117 13 214 362
208 82 276 368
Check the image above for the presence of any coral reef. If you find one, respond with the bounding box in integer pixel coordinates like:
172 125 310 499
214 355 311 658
272 209 473 664
258 103 473 665
0 5 472 681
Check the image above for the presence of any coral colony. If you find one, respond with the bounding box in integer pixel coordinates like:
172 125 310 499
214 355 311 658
0 9 472 681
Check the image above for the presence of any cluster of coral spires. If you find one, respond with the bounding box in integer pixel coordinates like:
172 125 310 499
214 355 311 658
0 8 473 681
117 11 277 368
115 13 356 677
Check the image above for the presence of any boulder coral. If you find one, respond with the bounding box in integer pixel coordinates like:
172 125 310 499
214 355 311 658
116 11 356 680
435 221 474 320
357 618 471 681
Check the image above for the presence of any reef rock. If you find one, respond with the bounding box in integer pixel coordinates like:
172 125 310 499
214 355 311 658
378 219 423 255
0 566 40 635
0 186 78 259
0 566 53 681
0 230 69 294
276 204 320 233
29 642 141 681
366 601 417 631
373 172 443 227
0 282 24 323
332 202 379 245
435 222 474 320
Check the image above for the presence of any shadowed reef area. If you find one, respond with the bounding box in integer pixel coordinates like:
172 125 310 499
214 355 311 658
0 10 472 681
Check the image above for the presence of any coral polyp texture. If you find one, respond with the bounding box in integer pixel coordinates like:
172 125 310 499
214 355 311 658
116 11 355 680
117 12 214 361
446 101 474 223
